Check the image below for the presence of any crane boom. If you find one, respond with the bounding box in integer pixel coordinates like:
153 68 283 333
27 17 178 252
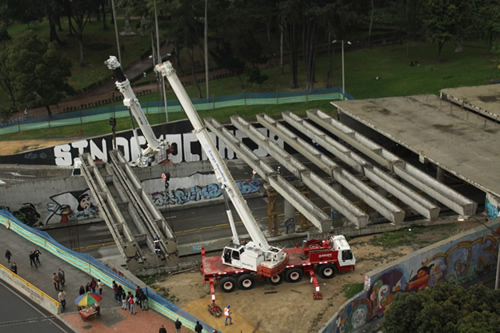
105 56 168 167
155 61 270 250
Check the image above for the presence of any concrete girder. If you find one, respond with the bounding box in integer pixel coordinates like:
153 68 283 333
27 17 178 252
205 117 331 231
393 163 477 216
230 115 370 229
308 109 476 217
283 111 440 221
258 113 403 225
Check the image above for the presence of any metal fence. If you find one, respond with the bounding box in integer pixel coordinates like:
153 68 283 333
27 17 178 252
0 87 353 135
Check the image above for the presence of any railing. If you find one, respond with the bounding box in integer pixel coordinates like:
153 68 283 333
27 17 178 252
0 88 353 135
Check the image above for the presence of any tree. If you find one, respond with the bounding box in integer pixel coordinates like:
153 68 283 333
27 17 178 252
0 30 73 117
423 0 471 58
383 283 500 333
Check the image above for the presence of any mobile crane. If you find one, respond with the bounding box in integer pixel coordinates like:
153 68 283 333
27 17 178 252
105 56 172 167
154 61 356 306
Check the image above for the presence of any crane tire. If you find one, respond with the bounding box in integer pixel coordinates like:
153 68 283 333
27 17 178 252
238 274 255 290
266 273 284 285
219 276 237 292
319 263 337 279
285 267 303 283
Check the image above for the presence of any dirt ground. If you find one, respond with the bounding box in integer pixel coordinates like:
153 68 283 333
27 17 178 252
154 222 478 333
0 139 71 156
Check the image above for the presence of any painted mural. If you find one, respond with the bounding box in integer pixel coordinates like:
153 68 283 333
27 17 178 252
12 203 42 228
332 224 500 333
150 179 263 207
45 189 98 225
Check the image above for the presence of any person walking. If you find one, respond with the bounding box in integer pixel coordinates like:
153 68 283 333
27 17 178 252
129 295 136 315
33 248 41 264
224 305 232 326
195 321 203 333
10 262 17 274
52 272 61 291
113 281 119 301
97 279 103 295
121 292 127 310
29 251 37 268
159 325 167 333
5 249 12 264
175 318 182 333
85 282 91 292
58 268 65 287
79 285 85 295
58 289 67 312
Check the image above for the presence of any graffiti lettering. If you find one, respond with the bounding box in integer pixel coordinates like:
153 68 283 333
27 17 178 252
151 179 262 207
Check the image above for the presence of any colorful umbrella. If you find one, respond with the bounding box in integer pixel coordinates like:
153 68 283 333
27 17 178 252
75 292 102 307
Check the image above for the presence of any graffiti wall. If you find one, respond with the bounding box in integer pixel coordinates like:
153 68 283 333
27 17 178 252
142 172 263 207
45 189 99 225
0 120 287 166
323 219 500 333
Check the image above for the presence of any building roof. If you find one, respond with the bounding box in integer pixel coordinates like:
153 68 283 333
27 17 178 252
333 93 500 198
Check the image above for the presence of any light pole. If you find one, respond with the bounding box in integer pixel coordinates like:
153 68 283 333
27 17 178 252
332 40 351 100
110 0 121 64
154 0 168 123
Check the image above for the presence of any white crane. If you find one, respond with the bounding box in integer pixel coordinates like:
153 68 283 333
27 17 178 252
105 56 169 167
155 61 287 273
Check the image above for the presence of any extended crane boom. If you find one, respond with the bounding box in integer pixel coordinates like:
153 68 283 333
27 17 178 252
105 56 169 167
155 61 287 273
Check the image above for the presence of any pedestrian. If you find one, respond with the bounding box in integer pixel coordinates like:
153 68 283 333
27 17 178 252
129 295 136 315
58 289 67 312
10 262 17 274
195 321 203 333
121 292 127 310
224 305 232 326
29 251 37 268
113 281 119 301
24 107 29 119
175 318 182 333
33 248 41 264
159 324 167 333
140 291 148 310
52 272 61 291
85 282 91 292
79 285 85 295
90 278 97 293
135 286 143 308
117 284 124 303
94 302 101 315
58 268 65 287
97 279 103 295
5 249 12 264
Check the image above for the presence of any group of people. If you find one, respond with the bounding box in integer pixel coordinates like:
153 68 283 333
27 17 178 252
79 277 103 295
52 268 66 291
112 281 148 315
29 248 42 268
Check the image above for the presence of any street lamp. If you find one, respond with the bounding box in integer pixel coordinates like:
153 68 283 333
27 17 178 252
332 40 351 101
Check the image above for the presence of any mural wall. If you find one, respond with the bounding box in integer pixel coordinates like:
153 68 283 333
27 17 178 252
323 219 500 333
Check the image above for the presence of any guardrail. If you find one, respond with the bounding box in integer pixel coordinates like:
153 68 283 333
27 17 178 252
0 87 353 135
0 210 216 333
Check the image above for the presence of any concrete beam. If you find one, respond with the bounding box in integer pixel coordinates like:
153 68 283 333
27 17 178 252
230 115 370 229
283 112 438 221
258 113 403 225
205 118 331 231
308 109 476 216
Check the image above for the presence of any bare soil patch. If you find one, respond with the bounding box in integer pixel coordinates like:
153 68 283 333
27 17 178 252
0 139 70 156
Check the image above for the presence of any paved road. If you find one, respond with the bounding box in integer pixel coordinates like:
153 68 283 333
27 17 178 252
0 280 73 333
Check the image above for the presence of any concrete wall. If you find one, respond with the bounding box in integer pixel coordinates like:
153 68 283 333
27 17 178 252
0 159 262 228
0 264 61 314
320 218 500 333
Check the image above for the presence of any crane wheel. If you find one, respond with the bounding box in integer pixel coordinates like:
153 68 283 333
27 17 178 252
285 267 303 283
266 273 284 285
319 263 337 279
238 274 255 290
219 276 237 293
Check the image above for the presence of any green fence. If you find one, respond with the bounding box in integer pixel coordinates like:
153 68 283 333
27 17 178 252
0 87 351 135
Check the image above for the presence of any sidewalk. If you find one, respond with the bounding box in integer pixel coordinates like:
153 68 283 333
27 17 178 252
0 223 184 333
